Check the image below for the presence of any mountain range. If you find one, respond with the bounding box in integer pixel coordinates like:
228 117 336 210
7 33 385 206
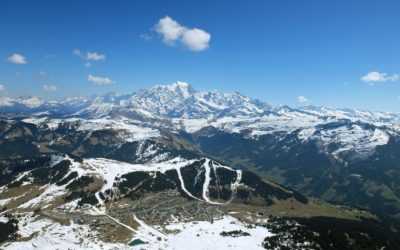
1 82 400 249
3 81 400 171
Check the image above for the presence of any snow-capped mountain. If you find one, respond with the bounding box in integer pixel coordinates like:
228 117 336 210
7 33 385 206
2 81 399 125
66 81 270 119
1 81 399 122
132 81 268 118
2 81 400 163
0 82 272 120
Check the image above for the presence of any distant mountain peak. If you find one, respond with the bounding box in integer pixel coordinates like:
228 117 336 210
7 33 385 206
146 81 194 101
0 82 399 124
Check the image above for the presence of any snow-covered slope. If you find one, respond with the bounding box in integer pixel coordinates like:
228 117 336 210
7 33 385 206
2 213 272 250
0 152 306 250
2 81 400 161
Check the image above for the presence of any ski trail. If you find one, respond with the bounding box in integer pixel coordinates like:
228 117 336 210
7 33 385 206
224 169 243 204
202 159 211 201
231 170 242 191
202 160 224 205
94 192 105 212
212 161 222 199
175 167 203 202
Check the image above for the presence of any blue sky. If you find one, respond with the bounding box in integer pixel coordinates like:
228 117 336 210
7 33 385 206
1 0 400 111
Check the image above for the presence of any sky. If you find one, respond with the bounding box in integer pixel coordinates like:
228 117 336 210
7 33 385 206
1 0 400 111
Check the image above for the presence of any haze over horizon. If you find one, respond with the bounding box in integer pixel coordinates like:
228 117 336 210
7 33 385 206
1 0 400 111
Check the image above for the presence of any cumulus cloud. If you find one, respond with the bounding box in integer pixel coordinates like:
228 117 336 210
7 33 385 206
297 96 309 103
154 16 211 52
88 74 115 86
181 28 211 51
155 16 185 44
7 53 27 64
0 84 5 92
361 71 399 85
43 84 57 92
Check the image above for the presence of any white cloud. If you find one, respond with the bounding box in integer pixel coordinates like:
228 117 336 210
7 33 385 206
361 71 399 85
154 16 211 51
181 28 211 51
43 84 57 92
7 53 27 64
86 52 106 61
0 84 5 92
155 16 185 44
88 74 115 86
297 96 309 103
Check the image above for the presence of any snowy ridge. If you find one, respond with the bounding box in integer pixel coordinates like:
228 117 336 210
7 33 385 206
22 117 161 143
310 124 390 160
4 81 400 161
2 81 399 125
0 155 244 212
